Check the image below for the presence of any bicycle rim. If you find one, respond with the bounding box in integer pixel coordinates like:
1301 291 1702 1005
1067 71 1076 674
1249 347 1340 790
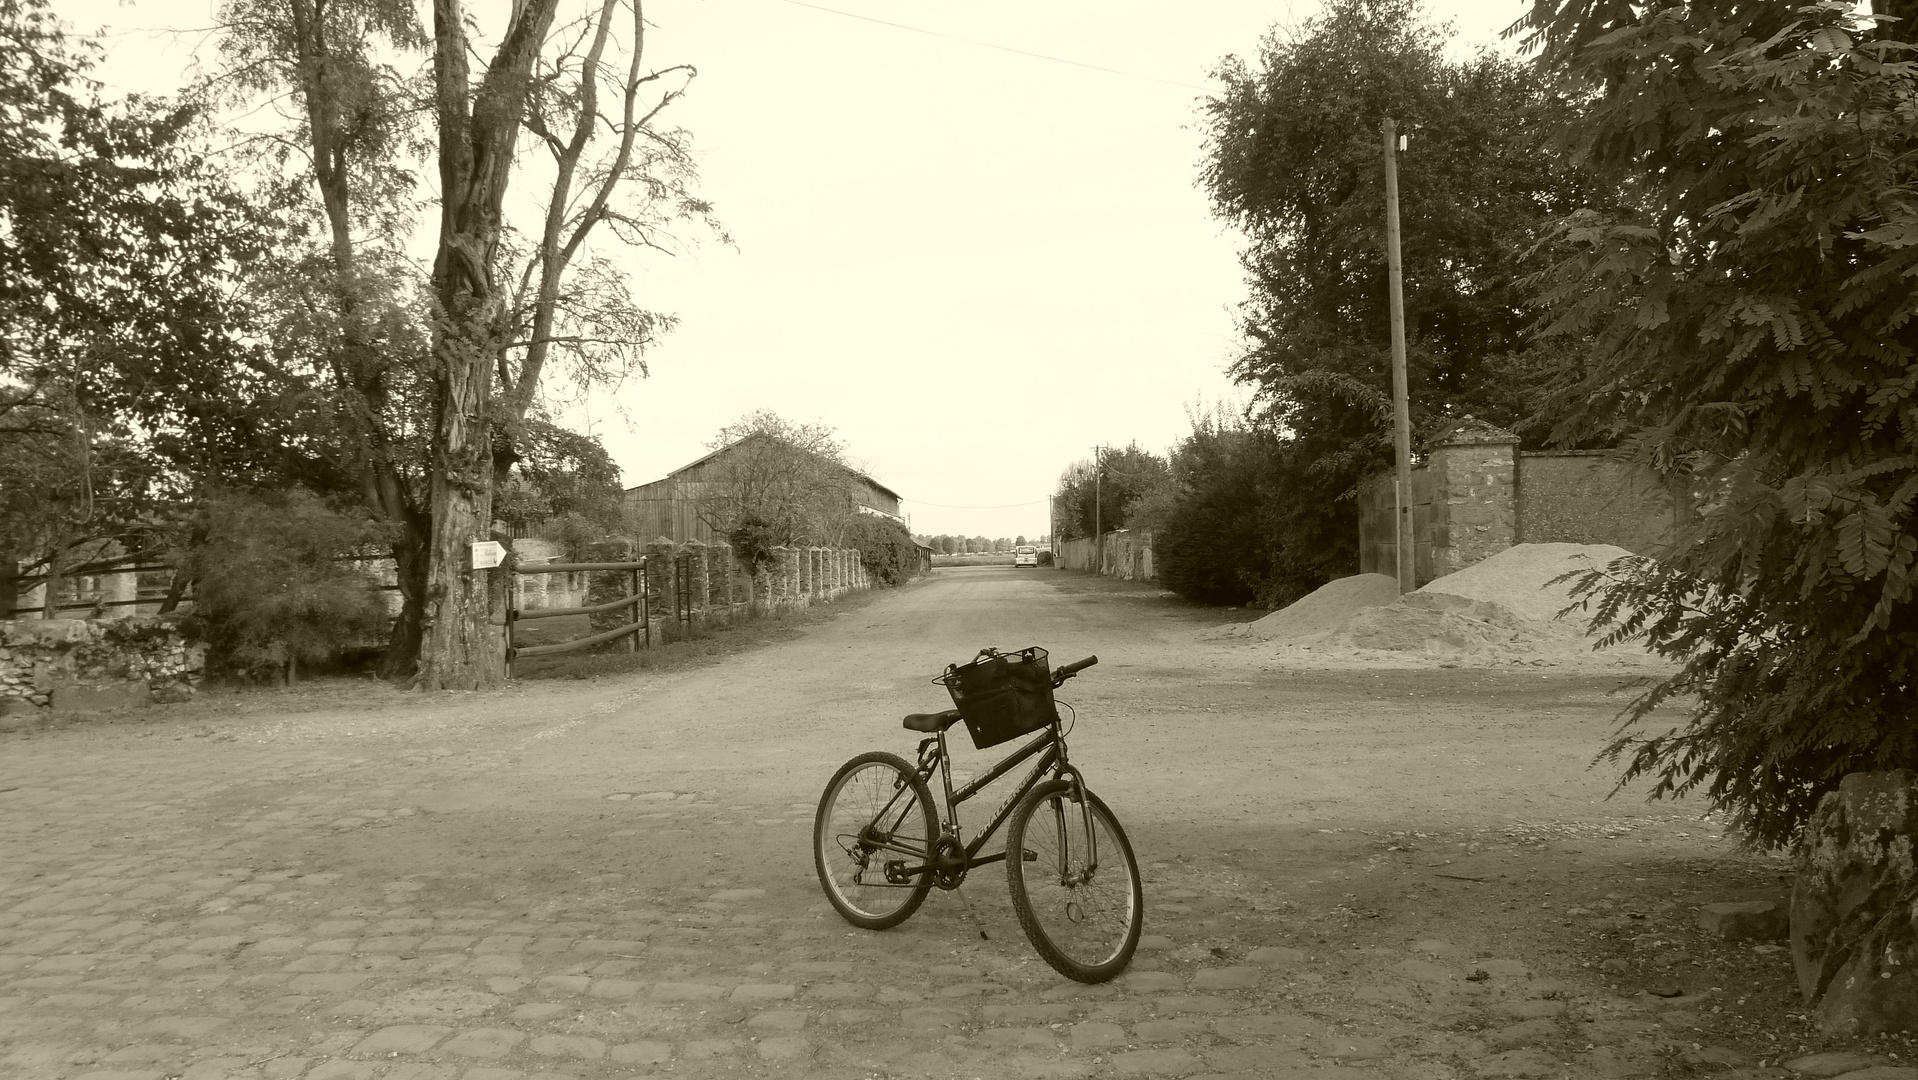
1007 781 1142 982
814 753 936 929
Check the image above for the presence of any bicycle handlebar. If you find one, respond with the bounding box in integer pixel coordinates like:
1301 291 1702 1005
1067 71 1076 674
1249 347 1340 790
1052 655 1098 686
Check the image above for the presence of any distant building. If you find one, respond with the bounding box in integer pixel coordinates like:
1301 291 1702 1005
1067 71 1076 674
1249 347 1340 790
624 435 905 545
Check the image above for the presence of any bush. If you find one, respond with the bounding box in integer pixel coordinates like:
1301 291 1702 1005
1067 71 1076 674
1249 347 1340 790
848 516 918 586
1037 549 1055 567
184 489 393 683
728 515 779 574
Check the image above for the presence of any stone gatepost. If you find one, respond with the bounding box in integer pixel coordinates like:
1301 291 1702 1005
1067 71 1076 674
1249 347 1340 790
642 537 678 642
831 549 845 596
1427 417 1518 582
583 538 637 636
684 539 711 625
711 542 734 617
809 548 823 599
770 546 795 606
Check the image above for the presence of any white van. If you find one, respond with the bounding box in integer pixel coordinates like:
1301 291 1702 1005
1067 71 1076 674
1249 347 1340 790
1014 545 1038 568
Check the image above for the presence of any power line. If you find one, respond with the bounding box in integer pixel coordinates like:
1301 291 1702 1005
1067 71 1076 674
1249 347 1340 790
907 498 1050 510
769 0 1213 93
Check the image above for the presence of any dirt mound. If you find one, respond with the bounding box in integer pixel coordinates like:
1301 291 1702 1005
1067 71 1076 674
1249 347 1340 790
1414 542 1634 623
1222 574 1400 641
1212 544 1663 669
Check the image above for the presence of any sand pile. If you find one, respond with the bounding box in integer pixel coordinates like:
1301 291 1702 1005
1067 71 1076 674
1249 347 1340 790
1220 573 1400 640
1214 543 1661 669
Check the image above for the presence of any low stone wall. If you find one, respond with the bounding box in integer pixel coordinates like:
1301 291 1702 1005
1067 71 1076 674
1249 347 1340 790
0 616 204 717
1057 530 1154 580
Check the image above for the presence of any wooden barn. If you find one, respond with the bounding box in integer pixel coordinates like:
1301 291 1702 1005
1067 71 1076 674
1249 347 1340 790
624 435 905 545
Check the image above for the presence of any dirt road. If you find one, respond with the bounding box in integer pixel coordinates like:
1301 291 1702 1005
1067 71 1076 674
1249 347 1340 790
0 567 1854 1079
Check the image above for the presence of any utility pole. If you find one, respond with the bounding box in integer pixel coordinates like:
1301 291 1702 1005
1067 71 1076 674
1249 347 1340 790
1383 118 1414 595
1092 446 1103 576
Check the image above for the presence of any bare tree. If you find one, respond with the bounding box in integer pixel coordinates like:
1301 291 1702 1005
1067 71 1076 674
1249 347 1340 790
697 412 864 551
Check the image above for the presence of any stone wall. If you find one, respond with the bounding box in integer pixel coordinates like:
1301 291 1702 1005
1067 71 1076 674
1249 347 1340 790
1360 420 1679 586
1516 451 1679 554
0 617 204 718
1056 530 1154 581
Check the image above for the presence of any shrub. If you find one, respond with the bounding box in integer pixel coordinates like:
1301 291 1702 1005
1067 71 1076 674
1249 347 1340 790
184 489 393 683
848 516 918 586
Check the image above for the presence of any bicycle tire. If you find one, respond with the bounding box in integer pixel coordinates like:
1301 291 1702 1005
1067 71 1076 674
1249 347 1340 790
814 751 939 930
1005 778 1143 983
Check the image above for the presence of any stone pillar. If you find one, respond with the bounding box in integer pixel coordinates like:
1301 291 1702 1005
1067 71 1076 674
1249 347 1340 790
1425 417 1518 584
712 542 734 614
770 546 794 606
642 537 678 640
583 538 637 636
684 539 711 623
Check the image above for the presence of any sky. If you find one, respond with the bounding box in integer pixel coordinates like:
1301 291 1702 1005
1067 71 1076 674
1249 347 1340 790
64 0 1528 541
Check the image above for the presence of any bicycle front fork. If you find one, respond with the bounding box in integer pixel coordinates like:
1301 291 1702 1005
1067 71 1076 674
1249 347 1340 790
1051 765 1099 886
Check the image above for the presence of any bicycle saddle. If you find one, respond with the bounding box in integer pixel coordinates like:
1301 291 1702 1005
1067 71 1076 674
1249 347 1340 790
902 709 963 733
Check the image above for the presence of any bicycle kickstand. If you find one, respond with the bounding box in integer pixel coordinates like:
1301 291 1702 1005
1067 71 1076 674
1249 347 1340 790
954 885 990 941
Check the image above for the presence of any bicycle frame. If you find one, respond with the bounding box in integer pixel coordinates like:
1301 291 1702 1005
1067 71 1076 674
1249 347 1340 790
909 718 1101 882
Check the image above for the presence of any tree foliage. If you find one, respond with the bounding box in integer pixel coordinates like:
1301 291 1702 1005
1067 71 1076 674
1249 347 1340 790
0 0 283 612
847 515 919 586
184 488 393 682
1519 0 1918 847
1196 0 1601 591
1052 444 1169 541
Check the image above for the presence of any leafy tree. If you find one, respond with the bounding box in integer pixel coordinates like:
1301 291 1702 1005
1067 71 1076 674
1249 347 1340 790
1052 444 1170 541
1151 414 1280 605
0 0 284 612
185 488 393 683
1198 0 1601 579
211 0 716 688
494 420 625 538
1520 0 1918 847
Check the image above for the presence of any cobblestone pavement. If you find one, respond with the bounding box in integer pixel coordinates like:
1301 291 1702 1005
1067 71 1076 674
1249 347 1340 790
0 570 1794 1079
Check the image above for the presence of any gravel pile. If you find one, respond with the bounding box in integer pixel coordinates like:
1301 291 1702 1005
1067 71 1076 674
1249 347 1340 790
1211 543 1664 669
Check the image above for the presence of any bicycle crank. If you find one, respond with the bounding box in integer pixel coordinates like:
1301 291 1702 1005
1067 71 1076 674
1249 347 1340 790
931 835 969 890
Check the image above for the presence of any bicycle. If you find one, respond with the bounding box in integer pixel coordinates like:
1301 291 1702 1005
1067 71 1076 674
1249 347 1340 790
812 646 1144 983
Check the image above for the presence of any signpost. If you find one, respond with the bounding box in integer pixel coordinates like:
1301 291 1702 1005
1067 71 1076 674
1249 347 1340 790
469 540 506 571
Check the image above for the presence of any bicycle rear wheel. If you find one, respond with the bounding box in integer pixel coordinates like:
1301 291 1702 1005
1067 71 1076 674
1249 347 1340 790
1005 779 1143 983
814 751 939 930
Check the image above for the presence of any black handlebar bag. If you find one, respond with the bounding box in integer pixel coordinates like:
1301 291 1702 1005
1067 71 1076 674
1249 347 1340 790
938 646 1059 749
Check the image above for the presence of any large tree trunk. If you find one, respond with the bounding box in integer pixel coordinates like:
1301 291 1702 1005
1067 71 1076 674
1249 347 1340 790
0 546 17 620
378 504 431 679
415 0 558 691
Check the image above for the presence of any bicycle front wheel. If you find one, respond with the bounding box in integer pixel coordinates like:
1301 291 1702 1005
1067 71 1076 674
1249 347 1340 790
814 751 939 930
1006 779 1143 983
